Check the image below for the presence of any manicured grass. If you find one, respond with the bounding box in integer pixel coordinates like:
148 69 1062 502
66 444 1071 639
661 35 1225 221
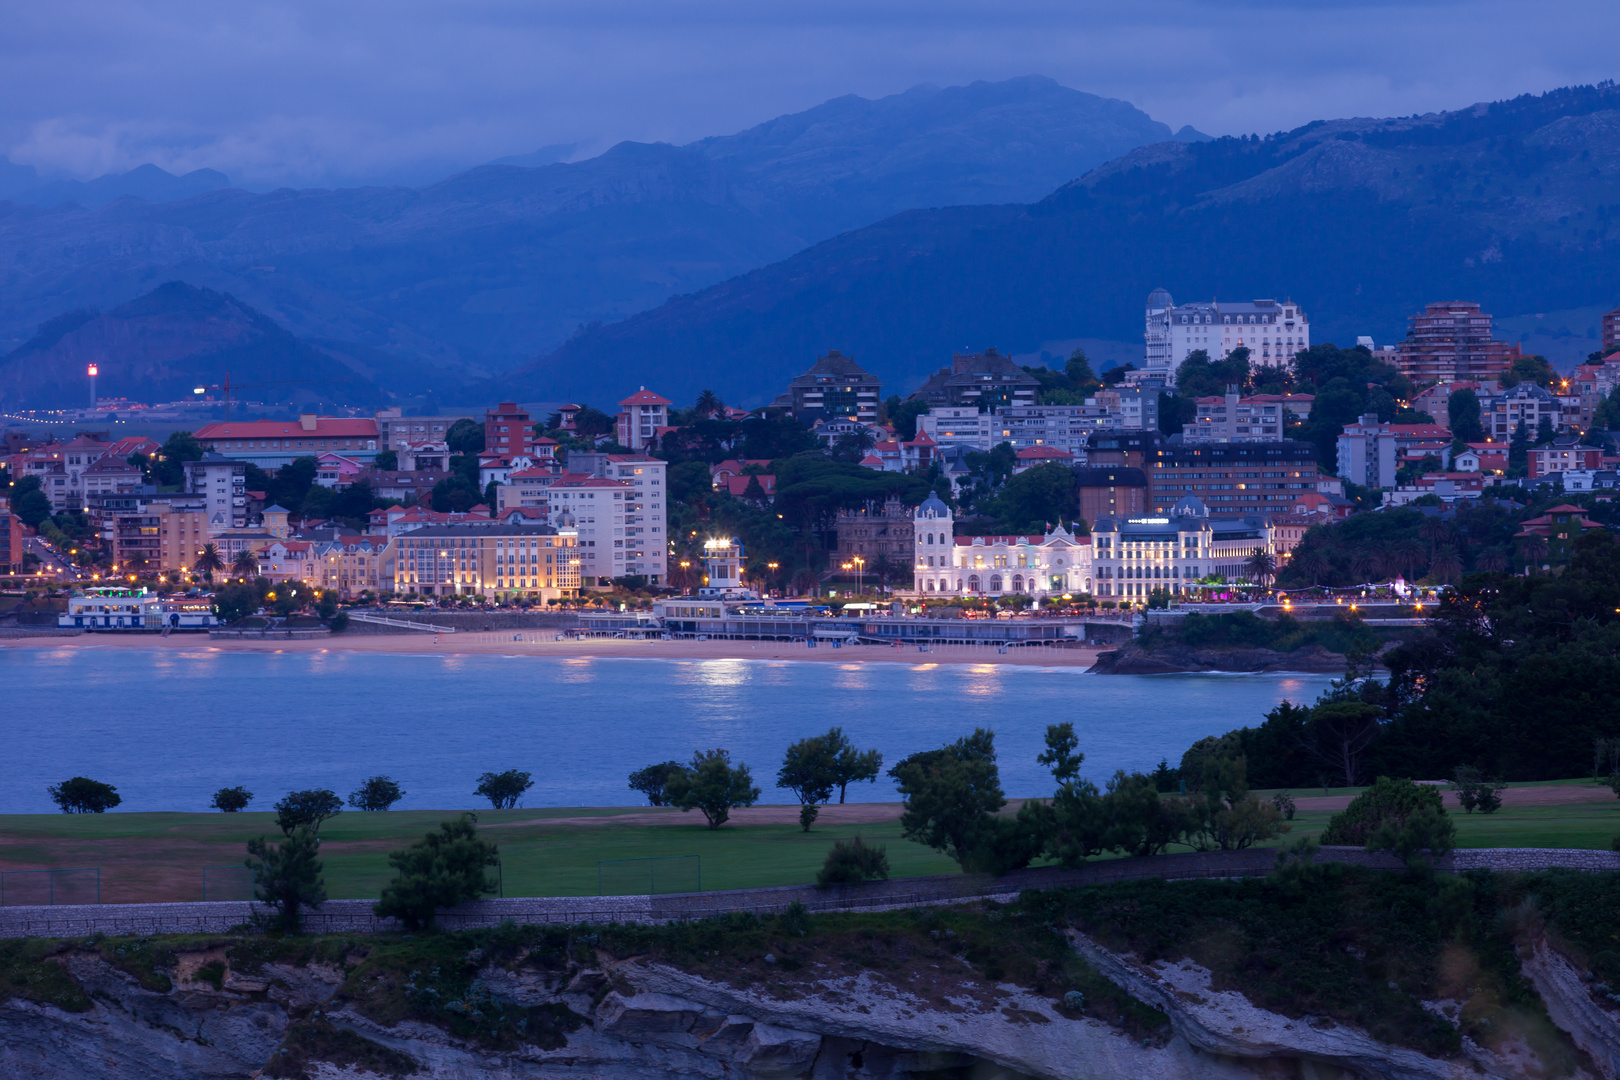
3 784 1616 904
0 806 959 903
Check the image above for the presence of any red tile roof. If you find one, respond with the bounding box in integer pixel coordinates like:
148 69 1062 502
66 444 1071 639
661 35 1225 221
195 418 378 439
619 389 671 406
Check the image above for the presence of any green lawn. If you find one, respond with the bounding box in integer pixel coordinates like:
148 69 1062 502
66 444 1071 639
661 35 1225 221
0 806 959 903
2 784 1615 905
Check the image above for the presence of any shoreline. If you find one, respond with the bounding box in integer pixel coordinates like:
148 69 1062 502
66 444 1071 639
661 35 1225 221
0 631 1112 669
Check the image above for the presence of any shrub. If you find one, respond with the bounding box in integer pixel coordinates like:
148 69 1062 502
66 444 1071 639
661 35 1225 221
329 610 350 632
48 777 121 814
474 770 533 810
666 750 760 829
1271 792 1297 820
816 836 891 887
246 827 326 934
1449 766 1505 814
274 789 343 835
349 776 405 811
211 786 254 812
1323 776 1452 849
373 814 500 931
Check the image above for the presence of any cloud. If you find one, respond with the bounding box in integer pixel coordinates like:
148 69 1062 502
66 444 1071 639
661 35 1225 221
2 0 1615 189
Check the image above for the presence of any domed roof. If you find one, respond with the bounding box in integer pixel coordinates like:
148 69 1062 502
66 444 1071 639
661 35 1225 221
553 507 576 528
916 490 951 520
1147 287 1174 310
1171 495 1208 518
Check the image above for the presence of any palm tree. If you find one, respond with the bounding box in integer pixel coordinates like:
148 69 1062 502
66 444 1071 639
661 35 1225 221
790 568 820 597
1349 550 1376 584
1394 539 1427 582
1243 549 1277 587
1292 546 1327 587
693 389 725 419
1517 534 1548 573
1418 517 1453 563
231 549 259 580
192 543 225 583
1429 544 1463 584
1476 547 1510 574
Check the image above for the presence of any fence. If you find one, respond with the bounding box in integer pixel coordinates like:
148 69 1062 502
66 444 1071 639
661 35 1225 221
1 868 100 907
202 866 256 902
598 855 701 896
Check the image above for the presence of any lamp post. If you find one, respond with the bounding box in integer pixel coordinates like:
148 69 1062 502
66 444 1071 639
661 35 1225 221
767 561 778 596
852 555 865 595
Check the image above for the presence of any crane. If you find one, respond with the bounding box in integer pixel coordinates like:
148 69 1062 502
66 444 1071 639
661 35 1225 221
193 371 348 421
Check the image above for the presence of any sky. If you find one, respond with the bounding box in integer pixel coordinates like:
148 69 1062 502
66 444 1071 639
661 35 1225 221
3 0 1617 190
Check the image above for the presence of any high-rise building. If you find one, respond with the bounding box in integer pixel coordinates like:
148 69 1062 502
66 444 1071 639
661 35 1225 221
1142 290 1310 383
1393 302 1522 383
1602 302 1620 357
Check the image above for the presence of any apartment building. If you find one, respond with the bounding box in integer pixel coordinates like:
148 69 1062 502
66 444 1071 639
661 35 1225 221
183 454 249 532
374 409 474 453
1393 301 1522 383
777 350 881 423
111 497 209 575
558 453 668 584
1183 391 1314 443
1146 440 1319 515
1336 417 1453 490
0 497 22 574
907 349 1039 411
1529 439 1604 481
1604 302 1620 357
1142 289 1311 383
313 536 389 596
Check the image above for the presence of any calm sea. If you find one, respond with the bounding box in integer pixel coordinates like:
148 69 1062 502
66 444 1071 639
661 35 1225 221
0 648 1334 814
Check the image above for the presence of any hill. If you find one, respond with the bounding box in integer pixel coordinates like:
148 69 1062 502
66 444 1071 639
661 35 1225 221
0 77 1178 384
503 82 1620 405
0 282 383 410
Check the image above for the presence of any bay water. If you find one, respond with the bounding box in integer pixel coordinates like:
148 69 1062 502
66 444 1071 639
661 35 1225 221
0 647 1334 814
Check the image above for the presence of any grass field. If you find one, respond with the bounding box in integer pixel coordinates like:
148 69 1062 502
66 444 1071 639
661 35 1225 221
2 781 1616 905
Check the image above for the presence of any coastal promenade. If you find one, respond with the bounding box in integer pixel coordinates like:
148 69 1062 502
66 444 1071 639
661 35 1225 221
3 847 1615 941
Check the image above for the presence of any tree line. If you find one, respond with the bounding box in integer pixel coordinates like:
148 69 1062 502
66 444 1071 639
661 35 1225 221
1185 530 1620 785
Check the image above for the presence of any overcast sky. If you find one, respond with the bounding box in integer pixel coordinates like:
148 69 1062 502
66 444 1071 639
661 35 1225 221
4 0 1616 189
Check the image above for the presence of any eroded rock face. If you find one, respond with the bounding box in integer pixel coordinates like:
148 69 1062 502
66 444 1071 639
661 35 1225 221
3 932 1618 1080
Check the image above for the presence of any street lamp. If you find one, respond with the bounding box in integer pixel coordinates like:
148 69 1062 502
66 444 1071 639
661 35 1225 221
852 555 865 595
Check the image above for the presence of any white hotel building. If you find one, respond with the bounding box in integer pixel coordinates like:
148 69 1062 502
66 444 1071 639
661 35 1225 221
1138 289 1311 384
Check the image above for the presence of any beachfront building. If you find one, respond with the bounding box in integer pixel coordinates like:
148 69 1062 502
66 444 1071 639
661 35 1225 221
552 453 668 585
390 523 579 600
1091 496 1273 603
314 535 390 596
926 529 1092 599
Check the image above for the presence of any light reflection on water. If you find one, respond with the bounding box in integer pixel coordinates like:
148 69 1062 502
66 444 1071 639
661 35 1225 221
0 650 1333 814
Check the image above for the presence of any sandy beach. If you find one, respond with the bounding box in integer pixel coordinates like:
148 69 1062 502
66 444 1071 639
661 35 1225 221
1 630 1108 669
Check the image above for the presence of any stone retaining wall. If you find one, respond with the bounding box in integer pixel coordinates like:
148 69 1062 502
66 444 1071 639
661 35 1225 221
3 847 1616 941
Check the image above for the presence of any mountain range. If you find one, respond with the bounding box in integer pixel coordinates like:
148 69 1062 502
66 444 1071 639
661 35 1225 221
0 77 1186 394
503 82 1620 405
0 282 381 410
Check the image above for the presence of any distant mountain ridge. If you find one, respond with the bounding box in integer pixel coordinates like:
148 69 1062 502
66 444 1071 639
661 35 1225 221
500 82 1620 406
0 282 382 410
0 161 231 208
0 77 1180 381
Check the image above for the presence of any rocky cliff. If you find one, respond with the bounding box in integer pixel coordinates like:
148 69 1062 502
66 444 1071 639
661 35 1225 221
4 890 1618 1080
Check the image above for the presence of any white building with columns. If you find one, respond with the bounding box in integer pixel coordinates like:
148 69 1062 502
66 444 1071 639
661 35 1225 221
908 491 1093 598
